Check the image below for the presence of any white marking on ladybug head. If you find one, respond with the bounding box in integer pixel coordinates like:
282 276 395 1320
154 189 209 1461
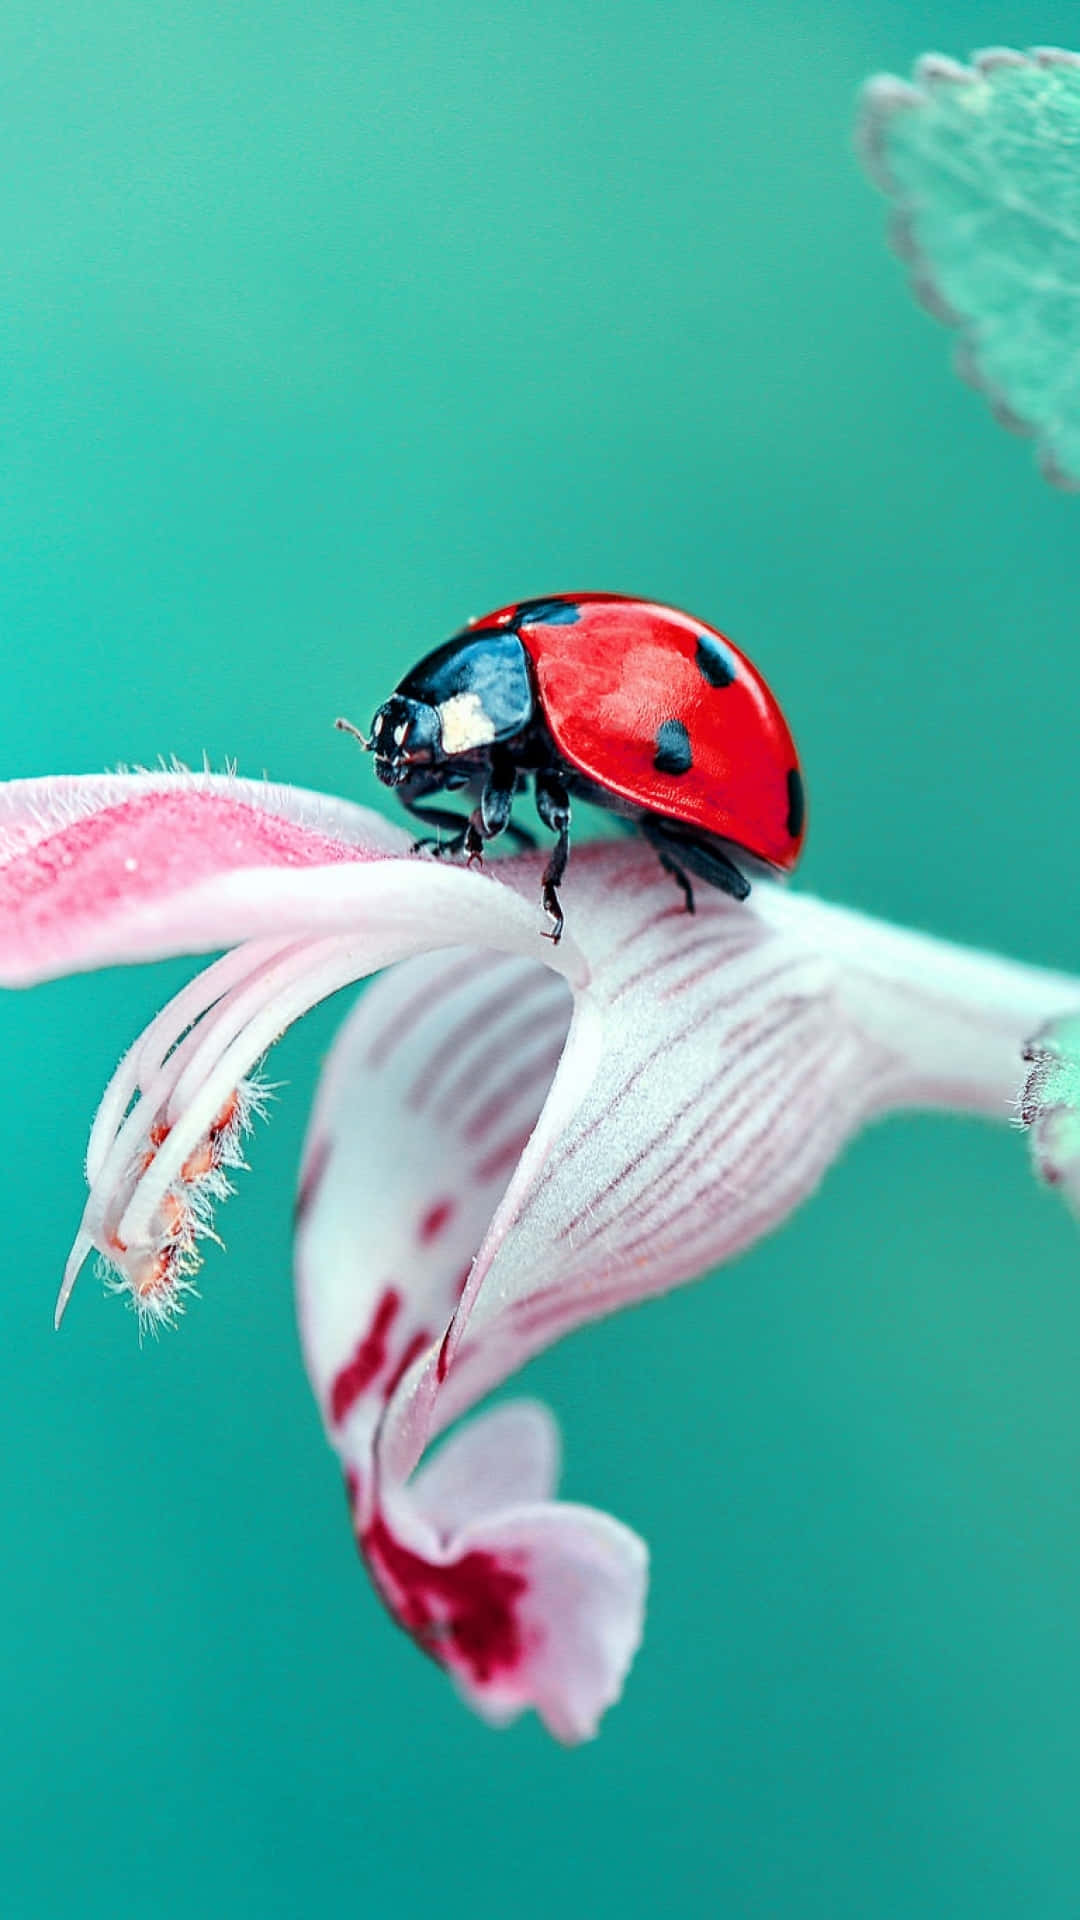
438 691 497 756
393 722 408 747
373 713 384 735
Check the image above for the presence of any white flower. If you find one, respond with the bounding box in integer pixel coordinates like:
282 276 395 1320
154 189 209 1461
3 768 1077 1740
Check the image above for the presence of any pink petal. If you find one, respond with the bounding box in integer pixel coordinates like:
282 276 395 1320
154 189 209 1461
295 946 576 1432
0 771 572 983
11 771 1080 1729
428 874 1080 1429
296 858 1080 1736
296 944 646 1738
6 774 590 1326
408 1400 561 1534
378 1405 646 1740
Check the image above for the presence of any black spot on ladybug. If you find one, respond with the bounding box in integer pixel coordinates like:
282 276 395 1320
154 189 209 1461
786 767 805 839
516 599 581 626
695 633 737 688
654 718 693 776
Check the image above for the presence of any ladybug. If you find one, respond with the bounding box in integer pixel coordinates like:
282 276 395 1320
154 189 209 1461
338 593 805 942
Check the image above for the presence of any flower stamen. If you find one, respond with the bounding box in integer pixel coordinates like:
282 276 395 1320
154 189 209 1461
59 931 391 1329
90 1071 269 1332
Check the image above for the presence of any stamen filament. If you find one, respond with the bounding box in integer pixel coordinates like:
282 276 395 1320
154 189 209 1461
117 938 376 1250
85 936 297 1184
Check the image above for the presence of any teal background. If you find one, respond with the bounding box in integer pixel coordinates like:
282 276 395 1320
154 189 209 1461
2 3 1080 1914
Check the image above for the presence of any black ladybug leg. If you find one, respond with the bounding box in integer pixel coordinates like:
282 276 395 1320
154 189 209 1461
652 844 696 914
399 799 470 857
638 814 695 911
403 762 535 860
640 816 751 905
535 770 571 944
463 750 520 867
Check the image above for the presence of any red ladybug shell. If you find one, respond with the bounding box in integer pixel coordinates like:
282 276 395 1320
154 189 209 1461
482 593 805 872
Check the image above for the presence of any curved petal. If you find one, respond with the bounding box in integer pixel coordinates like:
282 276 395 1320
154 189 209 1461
425 868 1080 1438
295 942 646 1739
857 46 1080 488
295 945 576 1434
0 771 591 984
17 775 592 1327
296 858 1080 1735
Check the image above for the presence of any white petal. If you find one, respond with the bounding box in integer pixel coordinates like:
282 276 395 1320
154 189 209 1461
296 855 1080 1736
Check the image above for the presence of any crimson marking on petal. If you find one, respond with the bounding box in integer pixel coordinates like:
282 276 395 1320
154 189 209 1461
429 991 569 1130
611 1023 833 1249
607 905 766 985
652 931 769 1002
609 1038 804 1245
436 1325 453 1383
362 1512 529 1685
474 1126 535 1186
530 954 805 1207
295 1134 333 1224
363 952 503 1072
614 927 791 1005
509 1275 638 1343
559 993 813 1248
595 865 662 905
418 1197 456 1244
408 969 560 1114
330 1288 401 1424
383 1330 432 1400
462 1038 566 1145
625 1094 849 1288
655 945 778 1004
507 1054 841 1348
611 1038 843 1269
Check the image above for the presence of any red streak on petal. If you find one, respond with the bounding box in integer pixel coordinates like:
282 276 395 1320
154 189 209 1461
474 1127 533 1185
329 1288 401 1424
383 1329 431 1400
462 1039 565 1145
362 1511 528 1685
363 953 498 1072
294 1134 332 1224
409 970 555 1114
436 1324 453 1382
418 1197 455 1244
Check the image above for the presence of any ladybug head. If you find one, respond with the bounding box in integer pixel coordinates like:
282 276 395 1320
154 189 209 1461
369 695 442 788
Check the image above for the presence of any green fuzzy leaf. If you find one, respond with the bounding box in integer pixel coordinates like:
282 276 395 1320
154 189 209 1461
858 46 1080 489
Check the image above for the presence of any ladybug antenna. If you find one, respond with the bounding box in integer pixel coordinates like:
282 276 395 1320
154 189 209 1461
335 715 372 751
